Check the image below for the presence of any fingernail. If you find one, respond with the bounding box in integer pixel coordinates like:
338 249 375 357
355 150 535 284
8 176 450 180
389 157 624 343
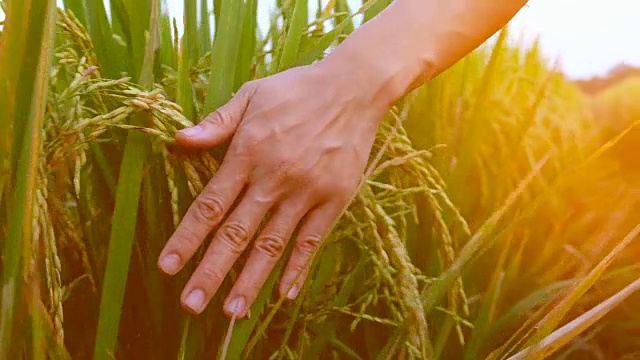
226 297 246 317
184 289 205 313
179 125 202 137
159 253 181 274
286 284 300 300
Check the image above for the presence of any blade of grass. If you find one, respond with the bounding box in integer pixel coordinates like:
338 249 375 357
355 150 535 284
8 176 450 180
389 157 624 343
277 0 308 71
334 0 354 36
461 272 505 359
306 253 365 358
489 279 575 342
525 223 640 350
508 276 640 360
62 0 86 24
82 0 125 77
91 101 150 360
158 1 175 68
222 255 289 360
295 13 351 67
422 153 551 314
463 234 516 359
184 0 198 61
295 0 374 67
0 0 41 201
139 163 171 354
362 0 390 22
177 316 191 360
204 0 244 113
121 0 151 77
199 0 211 54
176 0 197 121
109 0 133 67
0 1 56 358
235 0 258 89
213 0 221 30
29 267 46 360
449 28 509 198
92 1 160 359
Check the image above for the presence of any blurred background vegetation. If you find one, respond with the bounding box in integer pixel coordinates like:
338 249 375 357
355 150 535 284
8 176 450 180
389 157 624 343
1 0 639 359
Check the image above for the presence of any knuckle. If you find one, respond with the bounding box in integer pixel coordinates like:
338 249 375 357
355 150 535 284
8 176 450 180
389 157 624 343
255 234 288 258
297 234 323 254
333 181 357 202
313 179 351 202
193 193 225 223
336 180 356 196
289 261 307 274
239 81 257 94
251 191 277 207
206 108 232 127
217 222 249 253
199 264 224 284
173 224 202 250
276 159 308 183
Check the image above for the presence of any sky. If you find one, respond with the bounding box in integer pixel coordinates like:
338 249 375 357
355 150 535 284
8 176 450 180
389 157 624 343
172 0 640 80
507 0 640 79
12 0 640 80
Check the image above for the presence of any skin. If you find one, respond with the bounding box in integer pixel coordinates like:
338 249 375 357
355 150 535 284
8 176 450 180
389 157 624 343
158 0 529 318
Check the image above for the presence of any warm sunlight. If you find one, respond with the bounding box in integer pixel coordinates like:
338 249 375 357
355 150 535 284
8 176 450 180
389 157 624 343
509 0 640 79
35 0 639 79
168 0 640 79
2 1 639 359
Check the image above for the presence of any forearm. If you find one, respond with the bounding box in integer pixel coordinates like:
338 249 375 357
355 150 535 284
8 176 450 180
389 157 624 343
323 0 528 109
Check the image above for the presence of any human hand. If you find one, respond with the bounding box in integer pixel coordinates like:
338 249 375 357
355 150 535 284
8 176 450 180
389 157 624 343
157 61 389 318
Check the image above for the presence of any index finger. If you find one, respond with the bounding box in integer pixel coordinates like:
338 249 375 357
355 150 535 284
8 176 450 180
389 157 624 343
158 160 247 275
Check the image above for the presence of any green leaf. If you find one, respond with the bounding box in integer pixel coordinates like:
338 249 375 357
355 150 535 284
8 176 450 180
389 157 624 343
235 0 258 88
363 0 390 23
277 0 308 71
0 0 57 358
213 0 222 30
92 131 150 360
224 242 301 359
62 0 86 24
204 0 244 113
334 0 354 36
307 250 364 358
184 0 199 61
526 223 640 348
176 0 197 121
449 28 508 197
509 276 640 360
82 0 125 77
199 0 212 54
422 153 550 315
295 16 349 67
92 1 160 359
158 2 175 68
122 0 151 78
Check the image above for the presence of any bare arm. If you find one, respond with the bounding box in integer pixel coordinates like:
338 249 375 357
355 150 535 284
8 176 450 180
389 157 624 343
326 0 529 108
158 0 528 317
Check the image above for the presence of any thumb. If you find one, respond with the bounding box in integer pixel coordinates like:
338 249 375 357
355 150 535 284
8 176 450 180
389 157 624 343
175 89 251 148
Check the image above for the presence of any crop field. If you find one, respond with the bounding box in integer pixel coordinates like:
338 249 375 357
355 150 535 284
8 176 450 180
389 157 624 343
1 0 639 359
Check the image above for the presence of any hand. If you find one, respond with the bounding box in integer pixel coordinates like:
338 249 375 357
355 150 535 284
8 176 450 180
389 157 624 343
157 61 387 317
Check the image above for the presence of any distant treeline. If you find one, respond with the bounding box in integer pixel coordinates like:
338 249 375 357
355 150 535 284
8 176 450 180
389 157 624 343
576 64 640 95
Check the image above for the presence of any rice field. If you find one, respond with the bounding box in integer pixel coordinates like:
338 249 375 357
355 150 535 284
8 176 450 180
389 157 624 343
1 0 639 359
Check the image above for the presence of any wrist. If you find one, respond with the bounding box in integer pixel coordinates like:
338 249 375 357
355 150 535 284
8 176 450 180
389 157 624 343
318 20 436 114
320 49 413 110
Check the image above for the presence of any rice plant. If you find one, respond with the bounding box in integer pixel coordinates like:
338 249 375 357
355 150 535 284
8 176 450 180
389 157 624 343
1 0 640 359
